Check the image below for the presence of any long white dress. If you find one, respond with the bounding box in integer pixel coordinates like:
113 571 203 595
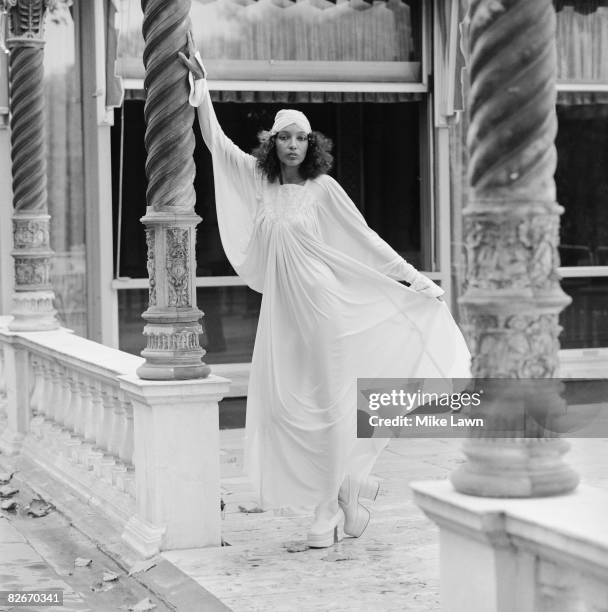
194 84 471 509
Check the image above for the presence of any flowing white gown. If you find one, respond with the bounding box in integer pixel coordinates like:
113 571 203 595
194 84 471 509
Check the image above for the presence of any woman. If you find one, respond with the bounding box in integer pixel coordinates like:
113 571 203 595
179 34 470 548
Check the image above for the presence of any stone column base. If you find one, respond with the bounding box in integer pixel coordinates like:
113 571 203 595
9 291 59 331
450 438 580 498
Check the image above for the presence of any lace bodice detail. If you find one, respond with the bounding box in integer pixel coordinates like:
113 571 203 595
258 183 319 230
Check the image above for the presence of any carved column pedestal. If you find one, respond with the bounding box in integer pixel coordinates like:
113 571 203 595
137 211 210 380
136 0 210 380
451 0 578 497
4 0 59 331
11 213 58 330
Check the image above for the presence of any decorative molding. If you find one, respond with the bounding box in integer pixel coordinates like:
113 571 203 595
143 325 202 352
465 313 561 378
145 228 156 306
166 227 189 308
463 212 562 293
3 0 56 45
13 216 49 249
14 256 51 288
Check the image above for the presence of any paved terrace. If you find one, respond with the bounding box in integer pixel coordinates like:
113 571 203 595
163 432 608 612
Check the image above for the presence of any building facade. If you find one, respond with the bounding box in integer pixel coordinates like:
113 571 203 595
0 0 606 393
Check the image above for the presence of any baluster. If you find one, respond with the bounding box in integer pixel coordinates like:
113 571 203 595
72 377 91 465
36 360 51 428
94 383 116 483
28 357 45 437
86 380 105 472
64 371 84 461
119 397 136 498
119 396 134 467
45 363 64 445
111 392 129 490
29 357 43 415
98 384 113 454
52 367 73 458
64 373 75 431
108 393 124 459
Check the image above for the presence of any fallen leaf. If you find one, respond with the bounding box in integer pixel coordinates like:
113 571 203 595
238 504 264 513
0 472 14 484
102 570 119 582
128 559 156 576
285 542 309 553
26 499 52 517
74 557 93 567
322 551 355 562
1 499 17 511
0 485 18 498
128 597 157 611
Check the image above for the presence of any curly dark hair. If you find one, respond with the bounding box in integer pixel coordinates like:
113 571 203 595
252 130 334 183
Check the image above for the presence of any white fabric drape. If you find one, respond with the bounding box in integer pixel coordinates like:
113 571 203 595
195 85 471 508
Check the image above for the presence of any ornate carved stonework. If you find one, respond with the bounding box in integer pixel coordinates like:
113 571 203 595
463 210 562 293
145 228 156 306
10 291 57 330
166 228 190 308
2 0 54 43
143 326 202 352
13 216 49 249
14 256 51 287
465 313 561 378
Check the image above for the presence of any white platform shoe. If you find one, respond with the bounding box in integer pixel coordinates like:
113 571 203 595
338 476 380 537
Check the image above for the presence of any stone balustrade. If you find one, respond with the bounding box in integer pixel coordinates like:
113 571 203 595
0 324 230 557
0 327 140 522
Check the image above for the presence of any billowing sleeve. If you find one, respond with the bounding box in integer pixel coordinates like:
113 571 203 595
190 78 264 292
316 175 443 297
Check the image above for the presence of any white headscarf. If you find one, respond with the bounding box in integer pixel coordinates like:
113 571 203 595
269 109 312 135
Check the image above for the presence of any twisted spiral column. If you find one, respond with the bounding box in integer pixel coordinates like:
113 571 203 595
136 0 209 379
451 0 578 497
5 0 59 331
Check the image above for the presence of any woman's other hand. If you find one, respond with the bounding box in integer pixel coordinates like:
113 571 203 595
177 31 206 80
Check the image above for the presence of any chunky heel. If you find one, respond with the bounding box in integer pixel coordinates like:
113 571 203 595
306 511 344 548
343 503 370 538
359 478 380 501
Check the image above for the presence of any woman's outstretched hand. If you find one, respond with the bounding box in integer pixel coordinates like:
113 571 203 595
177 31 206 80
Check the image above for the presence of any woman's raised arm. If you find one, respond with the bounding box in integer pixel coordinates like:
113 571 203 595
178 32 257 178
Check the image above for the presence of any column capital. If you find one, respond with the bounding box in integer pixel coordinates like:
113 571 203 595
2 0 56 47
